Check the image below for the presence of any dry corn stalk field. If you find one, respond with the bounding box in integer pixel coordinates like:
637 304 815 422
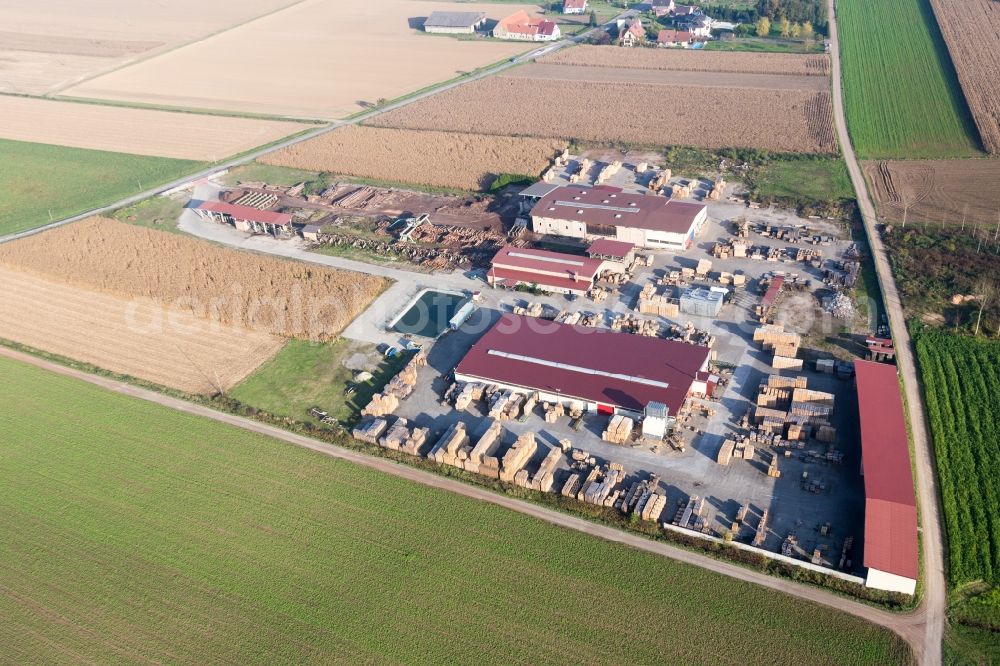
0 96 309 161
863 159 1000 225
928 0 1000 154
0 218 387 341
541 45 831 77
0 265 283 393
370 75 836 154
261 126 567 191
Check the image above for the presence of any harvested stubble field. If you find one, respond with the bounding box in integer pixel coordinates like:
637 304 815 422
0 0 299 95
863 159 1000 226
0 96 310 161
370 75 836 154
928 0 1000 154
0 356 914 665
0 266 282 393
510 63 828 92
260 125 567 191
62 0 540 119
541 45 830 76
0 218 386 341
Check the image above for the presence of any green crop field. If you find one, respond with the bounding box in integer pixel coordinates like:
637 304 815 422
915 328 1000 586
0 138 201 236
838 0 982 159
0 356 911 664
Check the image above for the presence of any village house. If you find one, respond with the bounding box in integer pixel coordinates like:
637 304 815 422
657 28 694 47
617 18 646 47
562 0 588 15
645 0 676 18
674 8 713 38
493 10 561 41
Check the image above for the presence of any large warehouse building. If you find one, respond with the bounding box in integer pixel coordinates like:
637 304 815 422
855 360 919 595
455 313 715 417
529 185 708 250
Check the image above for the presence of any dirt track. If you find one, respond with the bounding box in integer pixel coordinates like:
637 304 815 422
0 344 925 657
829 0 946 662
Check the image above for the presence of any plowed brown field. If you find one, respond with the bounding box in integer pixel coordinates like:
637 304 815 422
0 265 283 393
260 126 567 191
370 75 836 154
0 218 386 341
509 63 828 91
864 159 1000 225
928 0 1000 153
541 45 830 77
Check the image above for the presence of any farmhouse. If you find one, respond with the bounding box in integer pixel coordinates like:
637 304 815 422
676 12 713 38
657 28 694 47
423 11 487 34
454 313 714 417
191 200 293 237
562 0 588 14
855 360 919 595
529 185 708 249
645 0 676 18
493 11 561 41
487 245 611 295
618 18 646 47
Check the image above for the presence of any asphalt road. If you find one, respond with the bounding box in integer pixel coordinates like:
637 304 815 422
827 1 946 663
0 344 926 652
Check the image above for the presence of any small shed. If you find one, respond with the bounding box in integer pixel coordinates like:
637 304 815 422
587 238 636 264
680 285 725 317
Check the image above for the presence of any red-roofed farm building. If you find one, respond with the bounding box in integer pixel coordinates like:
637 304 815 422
530 185 707 250
493 10 560 41
454 313 714 417
488 245 620 295
191 200 293 237
855 360 918 595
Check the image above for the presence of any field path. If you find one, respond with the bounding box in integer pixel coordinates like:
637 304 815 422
829 0 946 663
0 343 925 657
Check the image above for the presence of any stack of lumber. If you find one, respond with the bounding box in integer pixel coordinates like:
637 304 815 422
580 464 624 506
772 355 803 370
428 422 469 466
602 415 634 444
500 432 537 482
757 385 794 409
753 509 769 547
488 391 524 421
362 352 428 416
765 375 808 389
791 387 835 407
786 423 807 441
530 447 562 492
561 473 582 498
707 178 725 201
454 382 484 410
378 418 410 450
735 441 755 460
361 393 398 417
637 287 680 317
767 456 781 478
596 160 621 184
464 421 503 476
716 439 736 465
543 402 564 423
636 492 668 522
671 182 692 198
352 418 388 444
816 425 837 443
401 426 430 456
673 495 699 528
695 259 712 276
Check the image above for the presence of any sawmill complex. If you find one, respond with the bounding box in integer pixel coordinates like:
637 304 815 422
454 313 715 417
529 185 708 250
854 360 919 595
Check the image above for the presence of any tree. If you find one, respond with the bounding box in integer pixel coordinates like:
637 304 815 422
973 278 996 337
790 22 801 39
801 20 814 42
779 17 790 38
755 16 771 37
589 10 598 27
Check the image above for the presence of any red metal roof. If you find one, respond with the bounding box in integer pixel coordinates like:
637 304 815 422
587 238 635 257
760 275 785 310
455 313 711 414
489 267 593 293
563 0 587 8
855 360 918 580
531 186 706 235
491 245 603 281
194 200 292 225
657 28 693 43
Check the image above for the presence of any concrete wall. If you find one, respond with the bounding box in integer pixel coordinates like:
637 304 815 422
425 25 476 34
865 568 917 595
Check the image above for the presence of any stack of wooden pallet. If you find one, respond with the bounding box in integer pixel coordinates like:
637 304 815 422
602 415 634 444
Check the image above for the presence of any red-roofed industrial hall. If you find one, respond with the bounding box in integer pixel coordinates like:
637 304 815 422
455 313 715 417
855 360 918 595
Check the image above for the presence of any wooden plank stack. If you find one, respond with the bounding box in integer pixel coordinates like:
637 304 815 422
464 421 502 476
500 432 537 482
530 447 562 492
352 418 388 444
401 426 430 456
428 422 469 466
602 415 634 444
716 439 735 465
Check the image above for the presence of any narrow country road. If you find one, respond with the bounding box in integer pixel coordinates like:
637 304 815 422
0 344 926 653
827 1 946 663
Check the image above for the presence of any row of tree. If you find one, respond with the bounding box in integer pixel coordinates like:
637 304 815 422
752 16 816 40
697 0 827 32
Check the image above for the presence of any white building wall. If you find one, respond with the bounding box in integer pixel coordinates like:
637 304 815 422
425 25 475 34
866 568 917 595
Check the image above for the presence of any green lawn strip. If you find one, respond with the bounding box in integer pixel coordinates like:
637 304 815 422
751 157 853 202
838 0 981 159
0 355 912 665
230 339 412 426
705 38 824 53
110 195 188 233
0 138 203 236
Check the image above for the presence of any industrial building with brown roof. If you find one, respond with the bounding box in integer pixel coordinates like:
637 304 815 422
855 360 918 595
530 185 707 249
455 313 713 416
